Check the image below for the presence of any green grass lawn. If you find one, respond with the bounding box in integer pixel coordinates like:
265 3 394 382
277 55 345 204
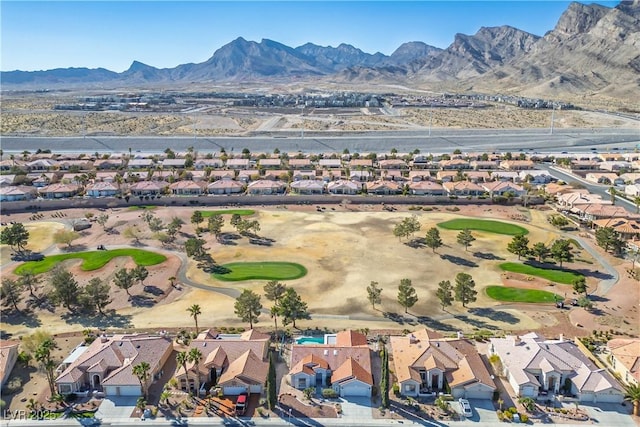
499 262 583 284
437 218 528 235
213 262 307 281
485 286 562 303
15 249 167 275
201 209 255 217
127 205 158 211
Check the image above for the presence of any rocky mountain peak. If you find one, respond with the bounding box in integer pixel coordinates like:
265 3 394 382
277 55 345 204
552 1 610 37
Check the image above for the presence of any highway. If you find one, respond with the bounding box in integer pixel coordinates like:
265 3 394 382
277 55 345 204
1 127 638 154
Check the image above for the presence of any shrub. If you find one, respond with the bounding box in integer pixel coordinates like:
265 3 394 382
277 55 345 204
17 351 31 365
520 413 529 423
392 383 400 396
321 389 338 398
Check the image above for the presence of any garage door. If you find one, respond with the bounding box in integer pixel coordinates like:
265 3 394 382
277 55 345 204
521 386 535 397
464 389 492 400
105 385 140 396
249 385 262 394
223 386 248 396
341 384 371 397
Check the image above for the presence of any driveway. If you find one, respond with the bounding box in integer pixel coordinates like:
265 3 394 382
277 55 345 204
95 397 137 420
452 399 499 423
338 396 373 422
582 403 636 427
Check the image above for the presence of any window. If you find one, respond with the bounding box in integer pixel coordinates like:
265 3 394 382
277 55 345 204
406 384 416 392
298 378 307 388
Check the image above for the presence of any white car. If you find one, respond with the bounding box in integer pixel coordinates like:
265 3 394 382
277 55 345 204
459 398 472 417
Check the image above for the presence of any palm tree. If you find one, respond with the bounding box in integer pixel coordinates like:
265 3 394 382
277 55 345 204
176 351 189 391
634 196 640 214
270 305 281 348
187 304 201 334
159 390 171 407
188 348 203 396
132 362 151 399
624 383 640 416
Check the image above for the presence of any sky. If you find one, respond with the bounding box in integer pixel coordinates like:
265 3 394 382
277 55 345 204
1 1 620 72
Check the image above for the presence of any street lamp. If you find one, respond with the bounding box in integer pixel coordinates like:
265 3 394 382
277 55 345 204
288 408 292 424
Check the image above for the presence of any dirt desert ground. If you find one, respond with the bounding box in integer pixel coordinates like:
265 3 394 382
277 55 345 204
2 202 636 341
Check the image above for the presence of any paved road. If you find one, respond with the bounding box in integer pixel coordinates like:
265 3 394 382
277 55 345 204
1 127 638 153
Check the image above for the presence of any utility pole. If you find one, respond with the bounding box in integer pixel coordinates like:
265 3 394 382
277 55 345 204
428 103 433 138
550 104 555 135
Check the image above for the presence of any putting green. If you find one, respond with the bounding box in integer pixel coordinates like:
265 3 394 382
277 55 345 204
14 249 166 275
437 218 528 235
499 262 582 284
212 261 307 281
485 286 562 303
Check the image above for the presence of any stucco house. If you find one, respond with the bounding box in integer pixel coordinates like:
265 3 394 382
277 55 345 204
55 333 173 396
489 333 624 403
174 329 269 396
169 180 207 196
289 180 325 195
38 183 80 199
390 329 495 399
408 180 445 196
606 338 640 386
327 180 360 195
85 182 120 198
289 330 373 398
246 180 286 195
0 340 19 387
207 179 244 195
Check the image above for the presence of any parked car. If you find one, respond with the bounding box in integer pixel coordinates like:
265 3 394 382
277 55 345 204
459 398 472 417
235 392 248 416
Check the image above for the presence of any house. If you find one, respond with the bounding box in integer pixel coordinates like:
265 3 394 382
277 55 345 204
489 333 624 402
606 339 640 385
625 184 640 197
318 159 342 169
599 161 632 172
292 170 317 181
568 160 600 171
556 191 610 210
585 173 621 186
408 181 445 196
210 171 236 181
500 160 535 170
129 181 167 196
161 158 187 169
579 205 632 222
169 180 207 196
262 170 290 181
26 159 58 172
366 180 400 195
38 183 80 199
237 170 261 183
29 173 56 187
482 181 526 198
208 179 244 195
0 340 19 387
390 330 495 399
0 175 16 187
226 158 251 169
55 333 173 396
194 158 224 169
0 159 27 171
519 170 553 184
379 159 408 169
327 180 360 195
440 159 471 170
258 158 282 169
290 180 325 195
620 173 640 185
350 159 373 169
490 171 520 182
95 172 121 183
350 170 372 182
442 181 485 197
381 170 406 182
592 218 640 240
288 158 312 169
174 329 269 396
470 160 499 170
247 180 286 195
94 159 123 170
127 159 155 169
0 186 36 202
289 330 373 398
85 182 120 198
58 159 93 171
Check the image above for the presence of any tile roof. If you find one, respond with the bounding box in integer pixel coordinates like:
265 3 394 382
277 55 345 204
218 350 268 387
331 358 373 386
607 339 640 382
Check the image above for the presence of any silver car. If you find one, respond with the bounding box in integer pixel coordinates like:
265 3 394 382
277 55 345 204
459 398 472 417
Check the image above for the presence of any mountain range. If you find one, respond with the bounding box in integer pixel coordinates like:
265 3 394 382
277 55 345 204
3 1 639 102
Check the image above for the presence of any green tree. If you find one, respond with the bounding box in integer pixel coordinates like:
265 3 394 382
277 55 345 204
34 338 58 397
133 362 151 398
507 234 530 260
51 268 80 311
1 278 24 311
424 227 443 253
0 222 29 254
454 272 477 308
191 210 204 230
166 217 184 239
393 222 409 241
184 237 207 259
397 278 418 313
366 281 382 310
18 272 40 298
624 383 640 416
230 213 242 230
548 214 569 229
207 214 224 240
136 397 147 413
131 266 149 287
518 397 536 412
531 242 550 263
264 280 286 304
188 348 203 395
84 277 112 315
176 351 189 385
279 288 310 328
187 304 202 334
53 229 81 248
572 276 588 296
266 352 277 411
577 296 593 310
435 280 453 311
21 330 53 355
550 239 573 267
123 226 141 244
595 227 625 254
610 186 617 204
113 268 135 297
96 213 110 230
456 229 475 251
234 290 262 329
